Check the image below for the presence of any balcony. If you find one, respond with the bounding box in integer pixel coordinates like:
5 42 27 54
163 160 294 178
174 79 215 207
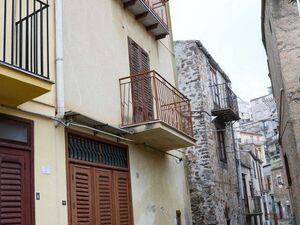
0 0 53 106
122 0 169 40
210 83 240 122
119 70 195 151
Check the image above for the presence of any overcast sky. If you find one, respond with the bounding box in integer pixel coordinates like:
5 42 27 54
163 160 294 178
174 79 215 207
170 0 270 101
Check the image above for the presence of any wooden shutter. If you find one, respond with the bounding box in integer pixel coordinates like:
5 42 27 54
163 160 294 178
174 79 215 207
70 165 93 225
94 169 114 225
128 38 154 123
114 171 131 225
0 150 30 225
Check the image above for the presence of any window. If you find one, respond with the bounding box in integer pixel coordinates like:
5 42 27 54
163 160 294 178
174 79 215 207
266 175 272 190
176 210 182 225
217 130 227 162
249 182 254 198
215 121 227 163
242 174 249 213
276 175 284 186
210 67 220 109
0 117 28 143
253 161 257 178
284 155 292 186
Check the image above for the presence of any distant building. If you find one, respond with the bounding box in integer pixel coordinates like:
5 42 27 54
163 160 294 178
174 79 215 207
237 89 291 224
239 136 265 225
262 0 300 222
175 40 241 225
238 98 253 124
250 91 279 162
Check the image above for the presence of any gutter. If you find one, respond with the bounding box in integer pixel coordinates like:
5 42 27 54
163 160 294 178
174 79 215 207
55 0 65 119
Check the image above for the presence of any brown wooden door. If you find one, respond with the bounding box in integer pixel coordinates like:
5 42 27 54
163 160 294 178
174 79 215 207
128 38 154 123
0 148 32 225
69 165 132 225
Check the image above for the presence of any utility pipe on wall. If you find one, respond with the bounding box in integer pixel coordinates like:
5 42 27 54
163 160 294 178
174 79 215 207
55 0 65 119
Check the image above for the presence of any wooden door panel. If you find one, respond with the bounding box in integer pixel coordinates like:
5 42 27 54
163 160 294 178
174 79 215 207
70 165 93 225
0 149 30 225
128 38 154 124
94 169 114 225
114 171 131 225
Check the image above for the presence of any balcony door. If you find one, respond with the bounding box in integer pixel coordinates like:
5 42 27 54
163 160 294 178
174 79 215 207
210 67 221 109
128 37 154 124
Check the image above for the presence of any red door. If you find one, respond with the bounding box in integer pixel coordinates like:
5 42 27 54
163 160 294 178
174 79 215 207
0 148 32 225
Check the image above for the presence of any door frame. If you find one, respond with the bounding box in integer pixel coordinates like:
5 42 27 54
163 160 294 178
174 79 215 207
65 129 134 225
0 113 35 225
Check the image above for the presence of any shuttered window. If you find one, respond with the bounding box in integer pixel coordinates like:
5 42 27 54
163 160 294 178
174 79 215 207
128 37 154 123
0 150 31 225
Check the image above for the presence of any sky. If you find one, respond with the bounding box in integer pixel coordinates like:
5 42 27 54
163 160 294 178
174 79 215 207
170 0 271 101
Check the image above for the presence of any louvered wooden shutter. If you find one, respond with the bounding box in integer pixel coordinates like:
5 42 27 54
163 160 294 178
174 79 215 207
70 165 93 225
94 169 114 225
114 171 131 225
128 38 154 123
0 150 30 225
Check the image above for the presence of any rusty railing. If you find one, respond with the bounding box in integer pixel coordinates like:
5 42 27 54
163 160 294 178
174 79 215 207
119 70 193 137
211 83 239 116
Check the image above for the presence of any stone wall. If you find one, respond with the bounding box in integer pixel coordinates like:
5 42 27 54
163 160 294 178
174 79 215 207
262 0 300 222
175 40 241 225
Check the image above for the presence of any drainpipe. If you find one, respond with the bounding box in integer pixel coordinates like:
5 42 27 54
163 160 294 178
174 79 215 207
297 0 300 16
55 0 65 119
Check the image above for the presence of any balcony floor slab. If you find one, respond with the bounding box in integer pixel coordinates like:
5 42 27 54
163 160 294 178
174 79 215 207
121 121 195 151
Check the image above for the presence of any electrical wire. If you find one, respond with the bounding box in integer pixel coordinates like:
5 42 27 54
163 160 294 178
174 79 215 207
0 104 184 162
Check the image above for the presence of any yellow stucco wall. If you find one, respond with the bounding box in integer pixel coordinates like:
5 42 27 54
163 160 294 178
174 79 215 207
63 0 176 127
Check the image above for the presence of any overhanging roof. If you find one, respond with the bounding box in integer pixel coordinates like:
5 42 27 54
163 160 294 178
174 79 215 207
65 111 131 135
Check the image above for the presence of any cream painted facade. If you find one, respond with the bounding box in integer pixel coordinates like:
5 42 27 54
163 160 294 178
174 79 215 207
0 1 193 225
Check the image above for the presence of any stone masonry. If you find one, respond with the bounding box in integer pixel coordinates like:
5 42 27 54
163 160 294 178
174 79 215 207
262 0 300 223
175 41 241 225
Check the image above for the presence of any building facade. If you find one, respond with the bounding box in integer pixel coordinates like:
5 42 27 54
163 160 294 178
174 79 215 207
237 90 291 225
0 1 195 225
175 40 241 225
262 0 300 223
239 132 266 225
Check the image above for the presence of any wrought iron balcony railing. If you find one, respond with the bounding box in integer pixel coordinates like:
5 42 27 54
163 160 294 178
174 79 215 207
210 83 239 122
0 0 50 78
119 70 193 137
